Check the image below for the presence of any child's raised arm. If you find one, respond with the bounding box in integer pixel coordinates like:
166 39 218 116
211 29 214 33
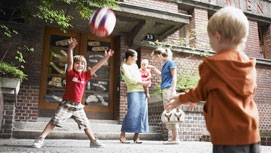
67 37 78 72
90 49 114 75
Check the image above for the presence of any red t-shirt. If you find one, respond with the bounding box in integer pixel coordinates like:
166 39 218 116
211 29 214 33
62 69 92 103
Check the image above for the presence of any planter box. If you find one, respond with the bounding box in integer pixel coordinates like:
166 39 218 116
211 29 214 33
149 94 162 103
0 77 20 95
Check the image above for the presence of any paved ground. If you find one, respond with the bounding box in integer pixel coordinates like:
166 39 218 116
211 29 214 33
0 139 271 153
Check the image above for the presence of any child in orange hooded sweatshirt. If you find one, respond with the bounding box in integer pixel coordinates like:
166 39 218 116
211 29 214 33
167 6 261 153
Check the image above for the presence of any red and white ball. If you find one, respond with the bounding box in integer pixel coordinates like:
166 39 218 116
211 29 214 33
89 7 116 37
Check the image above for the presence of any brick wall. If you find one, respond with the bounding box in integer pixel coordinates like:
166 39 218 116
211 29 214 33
148 96 167 140
148 94 208 141
191 8 209 50
0 90 3 128
255 64 271 136
118 34 129 123
119 81 127 123
5 20 44 122
15 85 39 121
264 25 271 59
0 94 16 138
246 21 262 58
123 0 178 13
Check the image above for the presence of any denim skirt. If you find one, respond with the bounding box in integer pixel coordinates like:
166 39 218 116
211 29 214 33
121 92 149 133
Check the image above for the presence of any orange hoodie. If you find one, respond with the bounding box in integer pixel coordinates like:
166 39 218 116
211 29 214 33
178 49 260 145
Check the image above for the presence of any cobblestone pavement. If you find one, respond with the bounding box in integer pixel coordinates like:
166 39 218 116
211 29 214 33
0 139 271 153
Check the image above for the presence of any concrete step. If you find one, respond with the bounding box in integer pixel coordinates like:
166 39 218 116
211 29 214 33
13 118 163 140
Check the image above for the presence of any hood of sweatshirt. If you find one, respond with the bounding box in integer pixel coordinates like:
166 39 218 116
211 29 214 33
203 50 257 97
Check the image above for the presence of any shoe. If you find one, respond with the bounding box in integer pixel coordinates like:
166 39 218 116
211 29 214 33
163 140 180 145
90 138 104 148
133 139 143 144
32 137 45 148
119 137 130 144
133 136 143 144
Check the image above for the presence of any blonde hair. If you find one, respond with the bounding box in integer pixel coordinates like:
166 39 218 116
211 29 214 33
151 47 173 59
141 59 149 65
207 6 249 45
73 55 87 71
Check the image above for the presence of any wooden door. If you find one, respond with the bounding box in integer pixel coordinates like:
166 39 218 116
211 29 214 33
39 27 117 119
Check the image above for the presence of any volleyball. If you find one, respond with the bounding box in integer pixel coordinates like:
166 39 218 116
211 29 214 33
89 7 116 37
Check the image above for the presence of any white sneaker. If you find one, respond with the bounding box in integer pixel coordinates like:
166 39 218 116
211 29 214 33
33 137 45 148
163 140 180 145
90 138 104 148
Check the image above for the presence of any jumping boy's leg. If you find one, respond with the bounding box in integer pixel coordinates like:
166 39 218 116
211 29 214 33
33 122 55 148
85 126 104 148
85 128 96 140
33 101 72 148
73 107 104 148
40 122 56 137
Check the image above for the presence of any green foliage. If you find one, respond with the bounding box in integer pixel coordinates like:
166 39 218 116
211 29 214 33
0 12 34 81
0 61 27 81
1 0 117 81
151 67 199 95
151 84 162 95
146 24 210 93
15 45 35 70
35 5 73 31
0 25 19 38
35 0 118 32
176 68 199 91
146 23 214 56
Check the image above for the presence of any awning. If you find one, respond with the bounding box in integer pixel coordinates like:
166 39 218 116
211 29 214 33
112 3 191 48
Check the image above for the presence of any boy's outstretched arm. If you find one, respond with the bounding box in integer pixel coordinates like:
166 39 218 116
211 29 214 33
167 94 196 111
166 94 182 111
67 37 78 72
90 49 114 75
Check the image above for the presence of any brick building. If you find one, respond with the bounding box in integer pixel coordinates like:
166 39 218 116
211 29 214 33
1 0 271 145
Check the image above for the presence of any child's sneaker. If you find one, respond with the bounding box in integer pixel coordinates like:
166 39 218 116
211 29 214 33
90 138 104 148
32 137 45 148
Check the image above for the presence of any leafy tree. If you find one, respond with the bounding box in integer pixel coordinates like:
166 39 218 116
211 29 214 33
35 0 118 31
0 0 118 81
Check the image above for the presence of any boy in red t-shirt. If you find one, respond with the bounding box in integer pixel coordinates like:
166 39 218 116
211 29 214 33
33 37 114 148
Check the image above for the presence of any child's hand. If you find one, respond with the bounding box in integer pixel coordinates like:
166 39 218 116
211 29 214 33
146 93 150 99
147 64 155 70
104 49 114 58
166 94 182 111
188 103 196 111
68 37 78 49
